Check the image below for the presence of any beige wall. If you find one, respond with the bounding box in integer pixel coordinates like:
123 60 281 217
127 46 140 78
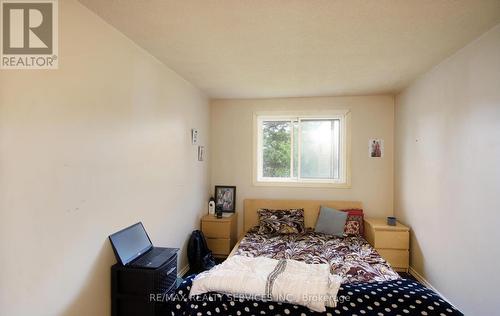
211 96 394 234
395 24 500 315
0 1 209 316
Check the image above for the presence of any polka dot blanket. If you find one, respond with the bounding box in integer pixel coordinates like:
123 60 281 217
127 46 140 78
161 274 463 316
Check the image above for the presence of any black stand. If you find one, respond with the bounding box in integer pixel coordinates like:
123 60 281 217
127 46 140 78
111 248 178 316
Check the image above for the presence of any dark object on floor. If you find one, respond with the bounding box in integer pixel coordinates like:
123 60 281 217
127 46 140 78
111 249 178 316
398 271 418 281
187 230 216 273
214 257 225 264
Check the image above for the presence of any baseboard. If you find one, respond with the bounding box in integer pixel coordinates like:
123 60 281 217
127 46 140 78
408 266 459 310
408 266 437 291
178 264 190 277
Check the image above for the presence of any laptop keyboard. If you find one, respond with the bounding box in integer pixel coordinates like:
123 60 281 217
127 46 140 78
132 256 151 266
132 248 163 266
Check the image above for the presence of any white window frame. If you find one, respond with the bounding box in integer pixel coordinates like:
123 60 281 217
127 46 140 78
253 110 351 188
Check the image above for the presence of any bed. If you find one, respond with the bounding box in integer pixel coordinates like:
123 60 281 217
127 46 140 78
167 199 462 315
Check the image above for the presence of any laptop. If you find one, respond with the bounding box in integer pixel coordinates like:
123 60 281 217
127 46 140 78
109 222 177 269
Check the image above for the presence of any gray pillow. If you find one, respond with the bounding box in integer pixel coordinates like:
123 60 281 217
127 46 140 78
314 206 347 236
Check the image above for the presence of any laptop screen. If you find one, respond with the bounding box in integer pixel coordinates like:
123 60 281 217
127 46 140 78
109 222 153 265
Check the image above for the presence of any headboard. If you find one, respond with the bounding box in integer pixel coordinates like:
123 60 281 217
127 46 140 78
243 199 363 232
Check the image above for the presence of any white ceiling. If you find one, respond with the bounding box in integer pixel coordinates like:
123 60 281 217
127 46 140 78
79 0 500 99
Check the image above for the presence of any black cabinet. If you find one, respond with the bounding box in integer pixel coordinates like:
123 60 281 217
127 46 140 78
111 248 178 316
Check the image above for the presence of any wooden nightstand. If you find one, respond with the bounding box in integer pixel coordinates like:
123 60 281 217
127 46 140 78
201 213 237 258
364 218 410 272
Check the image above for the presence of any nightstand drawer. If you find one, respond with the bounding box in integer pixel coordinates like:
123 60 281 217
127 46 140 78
377 249 409 269
373 231 409 249
206 238 231 255
202 220 231 238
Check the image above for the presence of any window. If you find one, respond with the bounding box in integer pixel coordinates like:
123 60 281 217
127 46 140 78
255 111 350 187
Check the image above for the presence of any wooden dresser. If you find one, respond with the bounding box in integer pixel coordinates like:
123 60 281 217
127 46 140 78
364 218 410 272
201 213 237 258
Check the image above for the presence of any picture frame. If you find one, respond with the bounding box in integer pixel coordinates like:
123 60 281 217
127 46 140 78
197 146 205 161
369 139 384 158
214 185 236 212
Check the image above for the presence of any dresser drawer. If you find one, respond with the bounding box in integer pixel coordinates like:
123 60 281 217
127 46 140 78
373 230 409 249
202 220 231 238
377 249 409 269
206 238 231 255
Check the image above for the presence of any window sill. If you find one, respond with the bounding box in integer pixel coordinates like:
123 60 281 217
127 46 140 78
253 179 351 189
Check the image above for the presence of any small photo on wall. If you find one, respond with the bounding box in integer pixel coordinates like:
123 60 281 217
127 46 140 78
215 185 236 212
198 146 205 161
369 139 384 158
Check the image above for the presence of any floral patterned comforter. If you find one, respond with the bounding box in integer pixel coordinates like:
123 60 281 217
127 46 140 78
234 227 400 284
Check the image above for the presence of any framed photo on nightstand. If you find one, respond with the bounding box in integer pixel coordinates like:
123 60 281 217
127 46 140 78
214 185 236 212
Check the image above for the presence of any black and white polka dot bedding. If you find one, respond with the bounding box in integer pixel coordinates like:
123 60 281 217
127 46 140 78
165 274 463 316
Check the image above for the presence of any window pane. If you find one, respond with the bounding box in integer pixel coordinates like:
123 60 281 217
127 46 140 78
293 121 299 178
262 121 291 178
300 119 340 179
